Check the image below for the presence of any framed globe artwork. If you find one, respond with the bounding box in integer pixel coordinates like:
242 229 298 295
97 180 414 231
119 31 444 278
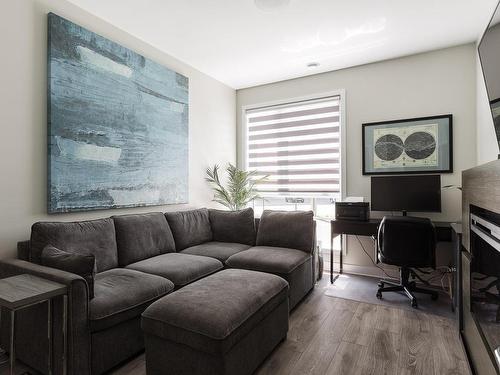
362 114 452 175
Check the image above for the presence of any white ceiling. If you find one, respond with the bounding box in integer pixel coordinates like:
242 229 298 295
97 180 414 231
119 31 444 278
68 0 498 89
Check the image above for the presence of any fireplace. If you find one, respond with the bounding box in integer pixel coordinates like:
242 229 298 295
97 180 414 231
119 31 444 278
469 205 500 373
462 160 500 375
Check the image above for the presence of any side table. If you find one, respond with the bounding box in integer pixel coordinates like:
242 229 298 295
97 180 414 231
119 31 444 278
0 274 67 375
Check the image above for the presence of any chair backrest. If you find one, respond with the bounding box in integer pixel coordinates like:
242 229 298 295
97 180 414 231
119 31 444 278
377 216 436 268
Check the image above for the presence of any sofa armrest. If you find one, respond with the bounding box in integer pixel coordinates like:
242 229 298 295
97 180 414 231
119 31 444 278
0 258 84 284
0 259 91 375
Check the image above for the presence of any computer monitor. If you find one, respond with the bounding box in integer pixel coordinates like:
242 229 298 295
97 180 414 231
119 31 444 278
371 175 441 214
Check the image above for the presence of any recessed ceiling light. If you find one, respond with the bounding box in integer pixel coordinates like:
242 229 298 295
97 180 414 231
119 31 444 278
254 0 291 12
306 62 320 68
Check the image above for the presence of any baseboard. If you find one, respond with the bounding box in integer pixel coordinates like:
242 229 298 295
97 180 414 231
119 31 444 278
326 262 452 291
328 262 398 279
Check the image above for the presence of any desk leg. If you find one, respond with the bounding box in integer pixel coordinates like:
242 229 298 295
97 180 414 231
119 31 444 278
330 229 334 284
330 228 341 284
9 310 14 375
63 295 67 375
339 234 343 275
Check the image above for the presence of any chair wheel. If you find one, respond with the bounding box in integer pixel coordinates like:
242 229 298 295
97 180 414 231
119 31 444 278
411 299 418 308
376 290 382 299
431 294 438 301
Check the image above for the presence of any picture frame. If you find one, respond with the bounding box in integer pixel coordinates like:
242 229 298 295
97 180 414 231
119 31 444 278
362 114 453 175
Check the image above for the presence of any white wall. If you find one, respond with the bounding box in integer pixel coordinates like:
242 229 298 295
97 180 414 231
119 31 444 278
0 0 236 258
237 44 477 272
476 49 499 164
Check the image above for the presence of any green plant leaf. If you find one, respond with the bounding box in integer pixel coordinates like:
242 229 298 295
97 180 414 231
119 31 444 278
205 163 268 210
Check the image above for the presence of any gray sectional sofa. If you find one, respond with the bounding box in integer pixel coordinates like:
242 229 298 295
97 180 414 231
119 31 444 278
0 208 315 375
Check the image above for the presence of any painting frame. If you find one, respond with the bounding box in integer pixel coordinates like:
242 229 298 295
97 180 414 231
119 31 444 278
362 114 453 175
47 13 189 213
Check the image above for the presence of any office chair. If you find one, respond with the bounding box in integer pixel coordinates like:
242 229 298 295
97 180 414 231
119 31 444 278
376 216 438 308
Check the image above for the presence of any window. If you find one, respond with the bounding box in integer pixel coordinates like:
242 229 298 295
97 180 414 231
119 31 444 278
243 94 344 200
243 93 345 258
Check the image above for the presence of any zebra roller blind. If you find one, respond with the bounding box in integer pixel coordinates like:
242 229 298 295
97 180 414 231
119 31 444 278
245 95 342 195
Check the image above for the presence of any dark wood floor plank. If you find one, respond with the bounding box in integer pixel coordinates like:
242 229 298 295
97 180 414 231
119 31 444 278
285 285 352 353
111 353 145 375
375 304 404 335
342 302 378 346
255 339 302 375
289 306 355 375
363 328 400 375
398 310 435 375
325 341 367 375
429 314 470 375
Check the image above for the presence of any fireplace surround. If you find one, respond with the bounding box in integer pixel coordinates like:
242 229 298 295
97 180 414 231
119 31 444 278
462 160 500 375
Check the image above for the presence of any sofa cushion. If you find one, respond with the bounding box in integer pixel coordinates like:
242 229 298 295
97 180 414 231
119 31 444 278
165 209 213 250
41 245 96 299
256 210 314 253
226 246 311 275
208 208 256 246
126 253 223 287
112 213 176 266
181 242 251 263
30 218 118 272
90 268 173 332
141 269 289 355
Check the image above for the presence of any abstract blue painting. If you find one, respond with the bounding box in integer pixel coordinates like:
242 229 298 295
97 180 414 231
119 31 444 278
48 13 188 213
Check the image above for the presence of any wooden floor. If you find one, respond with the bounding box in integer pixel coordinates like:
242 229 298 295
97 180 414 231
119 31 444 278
111 277 471 375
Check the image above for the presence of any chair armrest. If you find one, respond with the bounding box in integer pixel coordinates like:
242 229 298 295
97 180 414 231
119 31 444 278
0 259 91 375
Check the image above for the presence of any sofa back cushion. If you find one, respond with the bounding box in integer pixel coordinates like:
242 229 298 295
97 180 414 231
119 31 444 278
256 210 315 253
113 212 176 266
30 218 118 272
165 208 213 250
208 208 256 246
41 245 96 299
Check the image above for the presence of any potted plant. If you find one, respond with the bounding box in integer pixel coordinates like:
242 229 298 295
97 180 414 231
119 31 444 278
205 163 267 211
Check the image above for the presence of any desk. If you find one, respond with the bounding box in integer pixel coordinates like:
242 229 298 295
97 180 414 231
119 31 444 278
329 218 453 284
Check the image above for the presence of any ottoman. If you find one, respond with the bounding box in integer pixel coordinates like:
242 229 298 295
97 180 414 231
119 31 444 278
141 269 289 375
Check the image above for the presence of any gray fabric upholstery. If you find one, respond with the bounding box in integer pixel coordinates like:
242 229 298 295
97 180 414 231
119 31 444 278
286 256 314 309
226 247 314 309
6 208 317 374
226 246 311 274
30 218 118 272
112 212 176 266
141 269 288 355
90 268 173 332
144 299 288 375
126 253 223 287
181 242 251 262
0 259 90 375
17 240 30 261
91 316 144 375
165 208 213 250
256 210 315 253
41 245 96 299
208 208 256 246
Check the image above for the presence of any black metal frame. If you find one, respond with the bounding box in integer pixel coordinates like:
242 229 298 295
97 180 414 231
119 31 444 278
362 114 453 175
